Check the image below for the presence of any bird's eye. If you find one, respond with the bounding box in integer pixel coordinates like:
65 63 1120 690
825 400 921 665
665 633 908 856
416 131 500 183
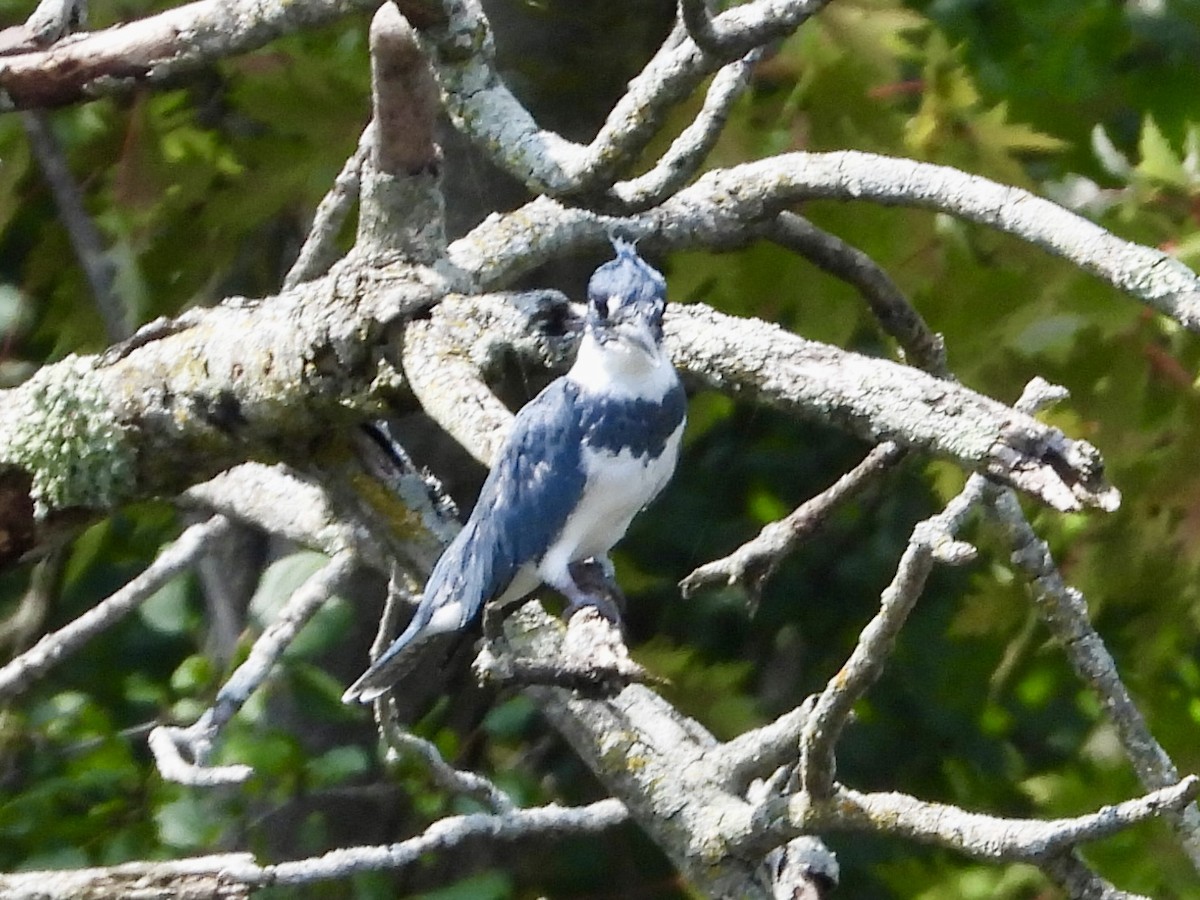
594 296 609 319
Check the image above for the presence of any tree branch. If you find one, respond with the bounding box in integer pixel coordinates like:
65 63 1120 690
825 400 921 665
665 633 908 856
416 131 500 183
149 549 357 784
679 441 905 601
988 487 1200 869
798 471 985 796
795 777 1200 863
0 0 440 111
451 151 1200 332
0 800 629 898
668 304 1119 513
283 122 373 290
21 109 126 340
0 515 232 700
420 0 828 196
609 47 761 211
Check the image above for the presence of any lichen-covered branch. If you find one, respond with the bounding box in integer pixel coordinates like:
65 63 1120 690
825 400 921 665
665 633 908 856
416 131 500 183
451 151 1200 331
668 304 1118 512
400 290 575 465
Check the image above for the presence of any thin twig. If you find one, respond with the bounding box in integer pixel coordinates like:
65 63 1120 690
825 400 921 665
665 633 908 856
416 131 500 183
380 718 514 813
768 212 948 376
679 442 904 601
149 550 357 785
610 48 761 211
21 110 126 341
0 516 232 700
0 800 629 897
283 122 373 289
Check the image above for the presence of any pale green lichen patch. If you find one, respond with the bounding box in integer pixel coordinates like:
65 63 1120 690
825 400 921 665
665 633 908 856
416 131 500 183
0 356 136 518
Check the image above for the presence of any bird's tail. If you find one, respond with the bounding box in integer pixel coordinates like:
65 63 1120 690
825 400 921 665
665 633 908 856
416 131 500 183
342 601 467 704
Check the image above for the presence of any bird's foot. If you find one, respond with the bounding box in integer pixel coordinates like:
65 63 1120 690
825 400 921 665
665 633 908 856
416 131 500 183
564 558 627 628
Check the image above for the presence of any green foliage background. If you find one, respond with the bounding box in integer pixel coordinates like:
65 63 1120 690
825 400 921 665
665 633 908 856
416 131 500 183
1 0 1199 897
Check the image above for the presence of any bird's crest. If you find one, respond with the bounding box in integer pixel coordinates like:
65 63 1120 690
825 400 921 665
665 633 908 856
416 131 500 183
587 237 667 331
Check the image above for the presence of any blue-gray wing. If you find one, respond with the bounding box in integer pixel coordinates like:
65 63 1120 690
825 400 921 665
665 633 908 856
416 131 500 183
343 379 587 703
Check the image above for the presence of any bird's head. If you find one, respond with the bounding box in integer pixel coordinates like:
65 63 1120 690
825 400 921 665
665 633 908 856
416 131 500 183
585 238 667 358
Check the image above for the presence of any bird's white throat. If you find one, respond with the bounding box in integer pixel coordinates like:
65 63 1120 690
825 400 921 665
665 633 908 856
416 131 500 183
567 331 677 401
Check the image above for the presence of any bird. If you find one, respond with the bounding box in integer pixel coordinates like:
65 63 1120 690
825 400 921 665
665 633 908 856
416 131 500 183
343 239 687 704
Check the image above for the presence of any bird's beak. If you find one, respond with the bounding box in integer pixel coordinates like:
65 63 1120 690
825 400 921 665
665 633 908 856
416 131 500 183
614 319 658 356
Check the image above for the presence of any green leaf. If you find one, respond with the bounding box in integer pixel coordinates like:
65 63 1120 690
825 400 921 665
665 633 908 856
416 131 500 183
248 551 331 625
138 573 194 635
306 745 369 788
1136 116 1189 188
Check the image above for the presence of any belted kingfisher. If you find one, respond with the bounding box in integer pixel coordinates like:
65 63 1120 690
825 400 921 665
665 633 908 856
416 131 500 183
343 239 687 704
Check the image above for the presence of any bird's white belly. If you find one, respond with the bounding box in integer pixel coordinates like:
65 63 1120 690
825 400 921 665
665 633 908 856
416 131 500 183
540 425 683 574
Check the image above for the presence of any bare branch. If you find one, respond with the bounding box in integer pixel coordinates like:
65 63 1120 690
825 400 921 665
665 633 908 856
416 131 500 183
799 473 985 795
283 123 373 290
504 604 775 899
21 110 126 341
669 305 1119 512
0 800 628 898
797 777 1200 862
452 151 1200 331
768 212 948 376
680 442 904 600
1041 851 1152 900
400 290 575 465
149 549 357 784
988 487 1200 868
0 515 232 700
356 3 445 267
423 0 828 196
710 698 814 792
0 0 423 111
181 463 387 567
381 720 514 813
610 48 761 211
